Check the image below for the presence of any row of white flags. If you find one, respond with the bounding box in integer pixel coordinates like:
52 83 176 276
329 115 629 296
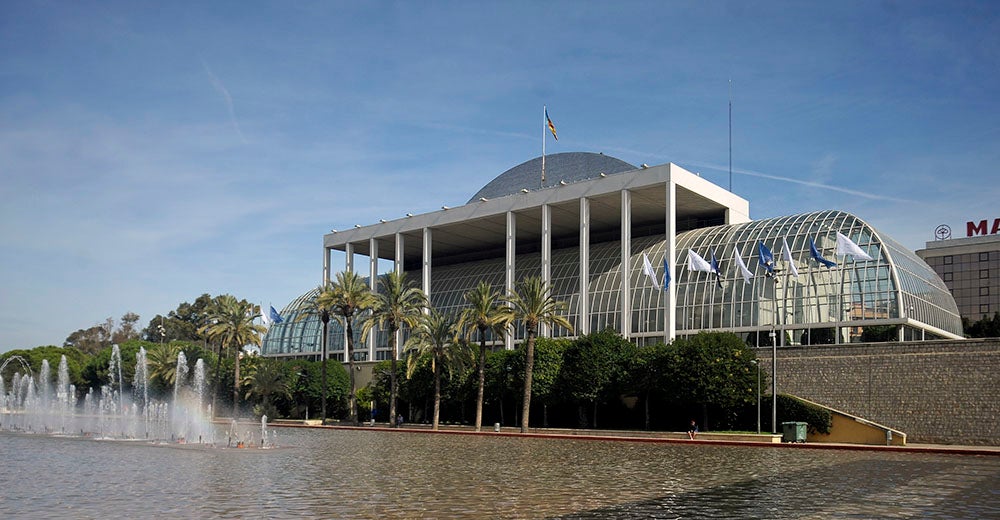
637 232 875 290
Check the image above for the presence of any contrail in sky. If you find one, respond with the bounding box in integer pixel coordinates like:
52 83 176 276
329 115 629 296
418 123 908 203
200 58 247 144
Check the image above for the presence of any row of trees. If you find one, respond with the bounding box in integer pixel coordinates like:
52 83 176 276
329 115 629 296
298 271 570 433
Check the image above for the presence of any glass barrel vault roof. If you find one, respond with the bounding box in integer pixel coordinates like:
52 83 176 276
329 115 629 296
263 210 962 356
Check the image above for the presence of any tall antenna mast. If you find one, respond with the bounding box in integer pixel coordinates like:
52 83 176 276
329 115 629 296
729 79 733 192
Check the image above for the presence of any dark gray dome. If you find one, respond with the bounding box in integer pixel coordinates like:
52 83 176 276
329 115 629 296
467 152 637 203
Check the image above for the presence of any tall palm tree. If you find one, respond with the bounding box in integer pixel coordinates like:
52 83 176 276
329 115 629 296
405 309 472 430
200 295 266 420
457 281 512 432
298 284 336 423
363 271 427 428
327 270 377 425
506 276 573 433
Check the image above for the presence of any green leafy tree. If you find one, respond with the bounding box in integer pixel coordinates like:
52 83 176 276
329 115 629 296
631 342 672 430
484 348 519 426
200 295 266 419
325 270 377 424
457 281 513 431
405 309 472 429
669 331 757 430
506 276 573 433
143 294 216 343
1 346 89 396
81 342 142 393
558 329 636 428
964 312 1000 338
363 271 427 427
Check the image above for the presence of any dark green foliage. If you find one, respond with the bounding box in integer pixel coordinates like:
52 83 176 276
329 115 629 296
81 343 142 392
278 359 350 420
669 332 757 410
775 394 832 435
142 293 217 343
963 312 1000 338
860 324 899 342
557 329 635 427
0 346 89 391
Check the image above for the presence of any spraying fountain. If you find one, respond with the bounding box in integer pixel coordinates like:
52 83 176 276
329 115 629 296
0 346 274 448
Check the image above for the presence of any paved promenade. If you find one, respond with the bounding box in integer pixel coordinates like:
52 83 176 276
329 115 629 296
266 419 1000 456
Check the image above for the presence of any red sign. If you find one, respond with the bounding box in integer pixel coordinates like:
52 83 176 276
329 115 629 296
967 219 1000 237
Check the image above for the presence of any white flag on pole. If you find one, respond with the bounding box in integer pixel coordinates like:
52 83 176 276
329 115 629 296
687 249 714 273
733 245 754 284
260 303 270 326
782 238 799 278
642 253 658 287
835 232 874 261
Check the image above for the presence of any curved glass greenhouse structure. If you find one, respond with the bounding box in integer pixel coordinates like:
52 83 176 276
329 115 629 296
263 209 962 359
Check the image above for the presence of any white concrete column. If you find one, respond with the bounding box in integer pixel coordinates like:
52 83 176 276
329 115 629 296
579 197 590 336
665 180 677 342
394 233 404 275
505 211 516 350
422 228 432 310
345 243 354 273
620 190 632 339
540 204 552 337
368 238 378 360
323 246 330 286
394 233 405 355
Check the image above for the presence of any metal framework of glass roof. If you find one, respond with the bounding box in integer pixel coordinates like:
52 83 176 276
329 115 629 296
263 209 962 359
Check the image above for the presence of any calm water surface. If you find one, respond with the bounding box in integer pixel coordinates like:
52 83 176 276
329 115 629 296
1 427 997 519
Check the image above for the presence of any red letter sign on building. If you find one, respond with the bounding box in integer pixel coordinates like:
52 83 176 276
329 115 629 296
967 219 1000 237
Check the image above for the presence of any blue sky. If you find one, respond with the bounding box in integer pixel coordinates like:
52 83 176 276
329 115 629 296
2 1 998 351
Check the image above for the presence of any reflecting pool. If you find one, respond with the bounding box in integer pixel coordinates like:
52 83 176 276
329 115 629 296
1 427 997 518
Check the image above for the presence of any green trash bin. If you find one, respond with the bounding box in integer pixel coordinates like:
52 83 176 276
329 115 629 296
781 421 808 443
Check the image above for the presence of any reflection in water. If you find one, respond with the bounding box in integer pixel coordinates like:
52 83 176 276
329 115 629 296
1 428 997 519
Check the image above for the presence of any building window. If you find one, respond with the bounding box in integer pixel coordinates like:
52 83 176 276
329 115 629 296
980 269 990 279
980 304 990 314
981 287 990 296
943 272 953 282
980 252 990 262
944 255 953 265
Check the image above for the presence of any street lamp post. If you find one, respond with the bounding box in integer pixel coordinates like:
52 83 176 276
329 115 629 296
769 329 777 434
751 359 761 434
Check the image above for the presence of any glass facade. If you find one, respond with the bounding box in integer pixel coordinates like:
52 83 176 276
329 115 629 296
263 210 962 357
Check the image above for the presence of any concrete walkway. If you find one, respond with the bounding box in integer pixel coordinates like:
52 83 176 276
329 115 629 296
265 420 1000 456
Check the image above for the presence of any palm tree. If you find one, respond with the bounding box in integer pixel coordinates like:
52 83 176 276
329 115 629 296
146 342 181 393
298 284 336 423
363 271 426 427
457 281 512 432
405 309 472 430
200 295 266 420
506 276 573 433
326 270 377 425
242 358 291 418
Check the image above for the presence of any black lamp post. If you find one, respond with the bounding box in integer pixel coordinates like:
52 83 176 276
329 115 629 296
751 359 761 434
770 329 777 434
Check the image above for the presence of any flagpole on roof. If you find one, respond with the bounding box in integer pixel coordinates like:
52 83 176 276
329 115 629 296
541 104 546 188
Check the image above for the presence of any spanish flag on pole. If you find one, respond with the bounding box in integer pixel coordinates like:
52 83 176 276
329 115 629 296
545 109 558 140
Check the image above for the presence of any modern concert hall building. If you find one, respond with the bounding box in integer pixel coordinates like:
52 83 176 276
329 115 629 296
261 152 963 360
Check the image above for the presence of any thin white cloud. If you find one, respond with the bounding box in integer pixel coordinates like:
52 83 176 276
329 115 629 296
200 58 247 144
675 160 913 203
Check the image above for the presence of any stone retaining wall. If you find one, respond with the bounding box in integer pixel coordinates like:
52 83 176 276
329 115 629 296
757 339 1000 445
